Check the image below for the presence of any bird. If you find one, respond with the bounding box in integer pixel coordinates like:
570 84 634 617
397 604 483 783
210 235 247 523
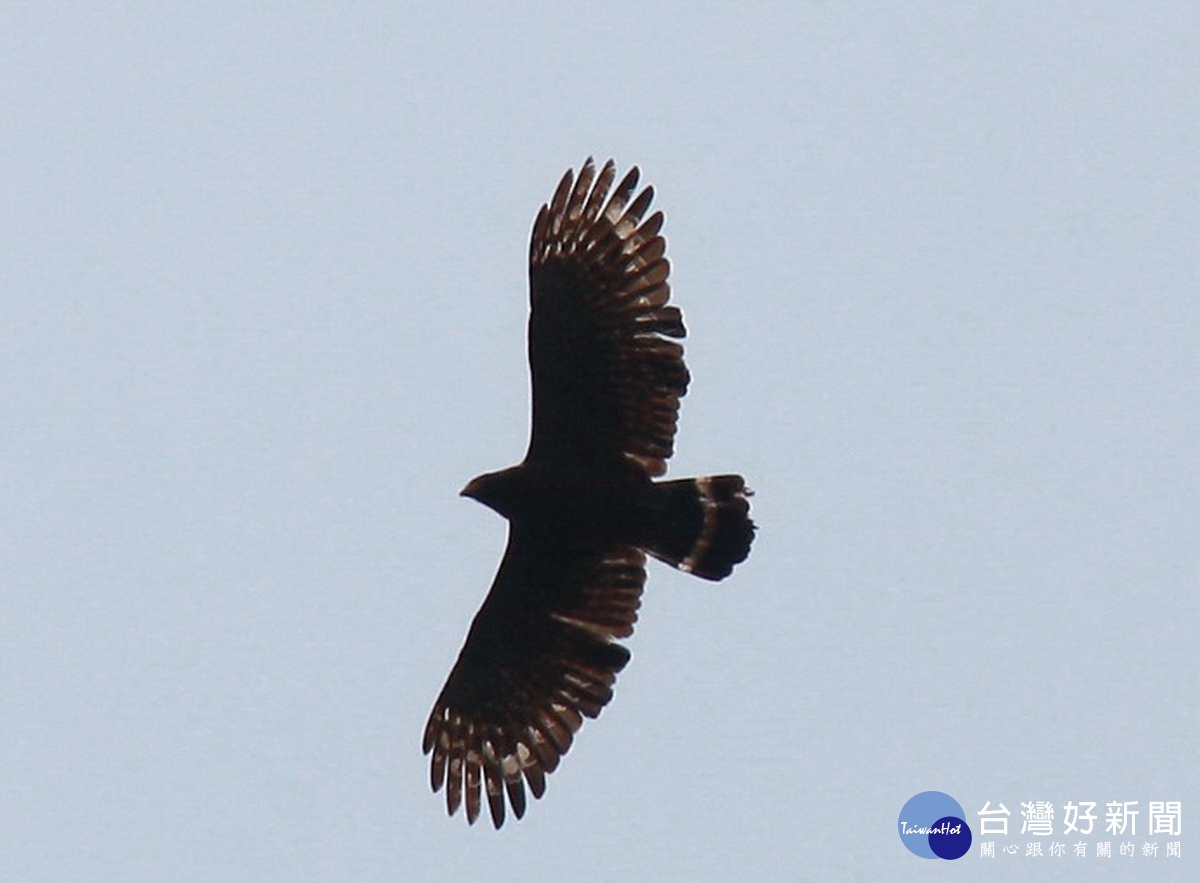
423 158 755 828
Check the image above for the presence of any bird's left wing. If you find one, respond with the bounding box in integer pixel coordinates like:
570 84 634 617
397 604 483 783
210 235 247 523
525 158 689 477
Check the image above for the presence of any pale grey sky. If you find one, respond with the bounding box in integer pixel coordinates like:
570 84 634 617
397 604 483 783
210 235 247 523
3 3 1197 880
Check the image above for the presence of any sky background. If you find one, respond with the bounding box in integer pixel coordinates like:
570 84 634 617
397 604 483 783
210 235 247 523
3 2 1197 880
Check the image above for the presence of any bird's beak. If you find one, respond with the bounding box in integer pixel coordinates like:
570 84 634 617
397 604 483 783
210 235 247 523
460 477 481 499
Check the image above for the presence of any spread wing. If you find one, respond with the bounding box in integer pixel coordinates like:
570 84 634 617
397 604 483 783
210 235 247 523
423 536 645 828
526 158 689 477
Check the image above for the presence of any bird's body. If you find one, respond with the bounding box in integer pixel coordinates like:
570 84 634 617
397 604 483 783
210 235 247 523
424 159 755 828
464 459 648 547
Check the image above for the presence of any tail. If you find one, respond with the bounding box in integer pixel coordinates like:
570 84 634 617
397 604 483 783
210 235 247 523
642 475 755 581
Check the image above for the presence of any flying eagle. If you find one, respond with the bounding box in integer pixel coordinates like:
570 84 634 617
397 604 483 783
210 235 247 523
423 159 755 828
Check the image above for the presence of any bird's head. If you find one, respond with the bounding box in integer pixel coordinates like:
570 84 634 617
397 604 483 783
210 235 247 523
460 466 523 518
459 475 487 502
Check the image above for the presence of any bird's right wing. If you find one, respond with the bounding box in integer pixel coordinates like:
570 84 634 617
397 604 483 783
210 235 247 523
423 531 646 828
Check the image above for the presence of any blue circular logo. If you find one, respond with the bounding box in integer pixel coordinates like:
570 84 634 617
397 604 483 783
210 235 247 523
898 791 972 860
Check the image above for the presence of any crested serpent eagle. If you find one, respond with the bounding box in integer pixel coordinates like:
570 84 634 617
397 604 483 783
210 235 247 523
423 158 755 828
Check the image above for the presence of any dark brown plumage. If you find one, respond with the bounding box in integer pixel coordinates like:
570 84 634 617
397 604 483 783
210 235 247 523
423 159 755 828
